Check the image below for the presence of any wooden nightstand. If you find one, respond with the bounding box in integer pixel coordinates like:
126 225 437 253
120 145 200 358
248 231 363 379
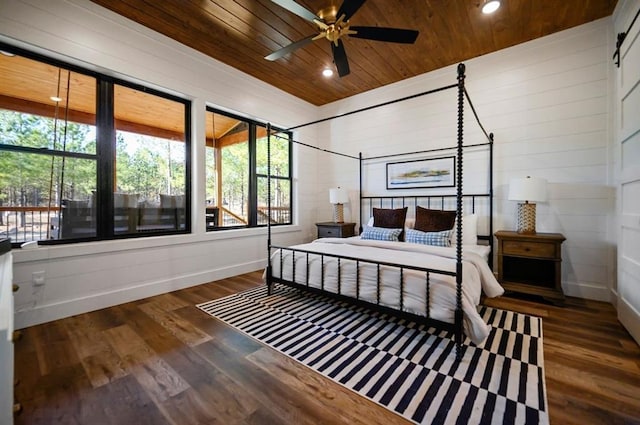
315 222 356 239
495 230 566 304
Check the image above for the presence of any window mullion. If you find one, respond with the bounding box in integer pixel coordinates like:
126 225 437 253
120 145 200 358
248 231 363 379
248 123 258 227
96 79 115 238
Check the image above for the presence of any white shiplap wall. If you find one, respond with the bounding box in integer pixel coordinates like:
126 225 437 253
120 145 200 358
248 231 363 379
1 0 319 329
316 18 615 301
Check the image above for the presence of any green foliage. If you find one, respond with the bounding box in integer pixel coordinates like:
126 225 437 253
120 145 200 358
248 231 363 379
221 141 248 217
0 110 95 205
205 132 291 221
0 110 186 209
115 132 186 202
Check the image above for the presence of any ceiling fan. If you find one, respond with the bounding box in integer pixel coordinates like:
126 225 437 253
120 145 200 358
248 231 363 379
265 0 419 77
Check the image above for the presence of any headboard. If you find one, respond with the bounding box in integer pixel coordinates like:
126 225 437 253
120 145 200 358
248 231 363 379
360 193 494 265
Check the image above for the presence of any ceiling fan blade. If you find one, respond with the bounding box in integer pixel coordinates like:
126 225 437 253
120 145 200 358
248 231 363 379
337 0 367 21
265 35 315 61
269 0 321 23
350 26 419 44
331 39 350 77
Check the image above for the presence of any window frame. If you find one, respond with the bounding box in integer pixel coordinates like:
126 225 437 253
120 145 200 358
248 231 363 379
205 107 293 230
0 42 192 247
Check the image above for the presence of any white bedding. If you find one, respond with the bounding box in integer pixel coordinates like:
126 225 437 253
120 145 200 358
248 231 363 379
268 237 504 345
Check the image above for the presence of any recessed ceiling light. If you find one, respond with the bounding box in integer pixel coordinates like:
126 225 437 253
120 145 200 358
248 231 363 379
0 50 15 57
481 0 500 14
50 96 62 102
322 68 334 77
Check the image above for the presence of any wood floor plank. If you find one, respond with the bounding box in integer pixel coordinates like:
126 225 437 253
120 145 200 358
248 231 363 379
194 339 336 425
64 315 128 388
13 271 640 425
30 320 81 376
101 374 172 425
158 337 261 423
138 301 213 347
102 324 191 403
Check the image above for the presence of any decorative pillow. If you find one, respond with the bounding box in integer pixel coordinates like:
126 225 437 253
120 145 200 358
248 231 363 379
373 207 408 241
367 216 414 229
360 226 403 242
450 214 478 245
405 228 453 247
414 206 456 232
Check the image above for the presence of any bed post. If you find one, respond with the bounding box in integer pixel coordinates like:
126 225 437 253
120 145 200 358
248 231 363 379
359 152 363 234
455 63 466 361
266 123 273 295
489 132 495 270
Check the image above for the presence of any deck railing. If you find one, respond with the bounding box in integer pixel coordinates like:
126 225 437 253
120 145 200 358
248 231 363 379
1 204 293 243
0 206 60 244
257 206 290 225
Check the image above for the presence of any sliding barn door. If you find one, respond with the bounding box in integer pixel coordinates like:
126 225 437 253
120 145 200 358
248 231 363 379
614 0 640 345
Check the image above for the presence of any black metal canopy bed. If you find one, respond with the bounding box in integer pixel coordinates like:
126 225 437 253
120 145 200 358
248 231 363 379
265 64 503 361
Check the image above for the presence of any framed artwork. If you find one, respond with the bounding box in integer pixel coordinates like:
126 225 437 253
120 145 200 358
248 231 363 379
386 156 456 189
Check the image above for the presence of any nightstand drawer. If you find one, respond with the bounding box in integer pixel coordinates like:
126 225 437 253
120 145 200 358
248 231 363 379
502 240 556 258
316 222 356 239
318 227 339 238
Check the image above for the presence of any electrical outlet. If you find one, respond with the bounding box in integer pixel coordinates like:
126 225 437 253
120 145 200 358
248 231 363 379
32 271 45 286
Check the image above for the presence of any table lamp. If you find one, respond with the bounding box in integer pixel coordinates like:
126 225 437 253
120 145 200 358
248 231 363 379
508 176 547 234
329 187 348 223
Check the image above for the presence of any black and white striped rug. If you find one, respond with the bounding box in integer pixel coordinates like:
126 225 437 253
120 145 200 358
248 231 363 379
197 284 548 425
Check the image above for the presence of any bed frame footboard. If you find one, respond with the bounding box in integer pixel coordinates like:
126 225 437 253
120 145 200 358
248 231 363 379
267 245 464 360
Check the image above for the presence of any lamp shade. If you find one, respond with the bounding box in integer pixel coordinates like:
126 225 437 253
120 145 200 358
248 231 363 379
508 177 547 203
329 187 349 204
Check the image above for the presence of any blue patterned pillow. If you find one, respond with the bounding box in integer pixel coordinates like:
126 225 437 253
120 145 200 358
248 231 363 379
360 226 403 242
405 228 452 247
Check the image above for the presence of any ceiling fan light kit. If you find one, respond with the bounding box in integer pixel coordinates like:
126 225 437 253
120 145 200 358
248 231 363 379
481 0 501 14
266 0 419 77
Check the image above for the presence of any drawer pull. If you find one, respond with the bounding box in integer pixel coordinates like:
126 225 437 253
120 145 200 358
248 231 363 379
12 330 22 343
13 284 19 293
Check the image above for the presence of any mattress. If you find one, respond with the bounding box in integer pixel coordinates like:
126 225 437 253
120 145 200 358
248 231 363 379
268 237 504 345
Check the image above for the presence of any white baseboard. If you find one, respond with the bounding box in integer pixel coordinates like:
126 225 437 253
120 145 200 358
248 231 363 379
618 297 640 346
15 259 265 329
562 281 612 302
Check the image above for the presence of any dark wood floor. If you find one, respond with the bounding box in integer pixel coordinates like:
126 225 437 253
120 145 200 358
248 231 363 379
12 271 640 425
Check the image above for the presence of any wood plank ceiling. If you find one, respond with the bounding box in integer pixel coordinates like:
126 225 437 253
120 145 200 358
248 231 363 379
87 1 617 105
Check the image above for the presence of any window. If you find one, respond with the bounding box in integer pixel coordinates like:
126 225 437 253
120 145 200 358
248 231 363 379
205 109 291 230
114 84 188 234
0 44 190 246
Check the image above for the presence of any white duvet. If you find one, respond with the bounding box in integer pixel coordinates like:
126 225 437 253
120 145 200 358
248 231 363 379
268 237 504 345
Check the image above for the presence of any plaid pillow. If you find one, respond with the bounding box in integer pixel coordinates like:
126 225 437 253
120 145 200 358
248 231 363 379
360 226 403 242
405 228 452 247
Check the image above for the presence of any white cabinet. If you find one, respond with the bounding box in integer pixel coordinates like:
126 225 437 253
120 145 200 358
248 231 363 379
0 240 14 425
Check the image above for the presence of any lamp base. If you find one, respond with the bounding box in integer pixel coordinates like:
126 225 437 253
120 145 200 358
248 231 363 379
516 202 537 234
332 203 344 223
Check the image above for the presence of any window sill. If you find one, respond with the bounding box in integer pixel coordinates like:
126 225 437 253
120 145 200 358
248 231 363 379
12 224 301 264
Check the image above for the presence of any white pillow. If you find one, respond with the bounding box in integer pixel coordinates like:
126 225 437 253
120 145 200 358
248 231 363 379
450 214 478 245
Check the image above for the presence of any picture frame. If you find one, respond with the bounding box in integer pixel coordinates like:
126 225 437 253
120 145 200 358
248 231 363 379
386 156 456 189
